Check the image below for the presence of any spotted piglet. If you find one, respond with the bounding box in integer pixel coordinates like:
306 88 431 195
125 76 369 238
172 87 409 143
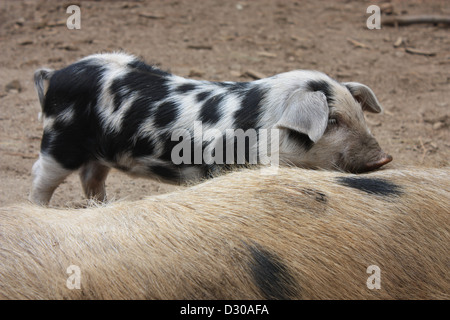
30 52 392 205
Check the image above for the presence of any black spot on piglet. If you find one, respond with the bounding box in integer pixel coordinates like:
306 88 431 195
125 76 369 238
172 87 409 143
302 188 327 203
306 79 334 105
247 244 300 300
335 176 403 197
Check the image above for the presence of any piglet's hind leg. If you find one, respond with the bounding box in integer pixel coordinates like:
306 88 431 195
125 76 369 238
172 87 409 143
29 154 73 206
79 161 111 203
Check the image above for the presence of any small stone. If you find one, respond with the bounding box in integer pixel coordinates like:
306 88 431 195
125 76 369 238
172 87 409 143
188 68 204 77
433 122 444 130
5 80 22 93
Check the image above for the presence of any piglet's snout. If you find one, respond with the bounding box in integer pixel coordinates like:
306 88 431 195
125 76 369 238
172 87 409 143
364 153 393 172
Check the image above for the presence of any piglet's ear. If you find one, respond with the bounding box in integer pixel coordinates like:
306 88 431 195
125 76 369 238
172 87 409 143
275 91 329 143
343 82 383 113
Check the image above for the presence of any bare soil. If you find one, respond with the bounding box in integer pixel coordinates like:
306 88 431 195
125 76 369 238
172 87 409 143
0 0 449 207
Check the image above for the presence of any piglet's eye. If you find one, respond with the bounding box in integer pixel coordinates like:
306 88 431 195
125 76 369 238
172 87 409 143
328 118 338 125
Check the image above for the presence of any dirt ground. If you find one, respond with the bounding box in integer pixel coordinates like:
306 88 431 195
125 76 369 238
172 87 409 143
0 0 448 208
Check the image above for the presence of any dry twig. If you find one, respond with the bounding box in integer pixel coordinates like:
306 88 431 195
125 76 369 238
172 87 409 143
347 38 371 49
405 47 437 57
383 15 450 26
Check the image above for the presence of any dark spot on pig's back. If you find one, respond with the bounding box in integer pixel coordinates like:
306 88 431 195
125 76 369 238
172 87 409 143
44 60 105 117
247 244 300 300
196 91 210 103
200 93 225 125
302 188 327 204
175 83 197 94
234 86 266 131
335 176 403 197
127 59 171 77
154 100 180 128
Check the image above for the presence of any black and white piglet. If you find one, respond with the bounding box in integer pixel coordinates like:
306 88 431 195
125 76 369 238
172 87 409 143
30 52 392 205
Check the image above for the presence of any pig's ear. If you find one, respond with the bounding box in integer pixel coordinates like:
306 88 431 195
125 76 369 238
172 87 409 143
275 91 329 143
343 82 383 113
